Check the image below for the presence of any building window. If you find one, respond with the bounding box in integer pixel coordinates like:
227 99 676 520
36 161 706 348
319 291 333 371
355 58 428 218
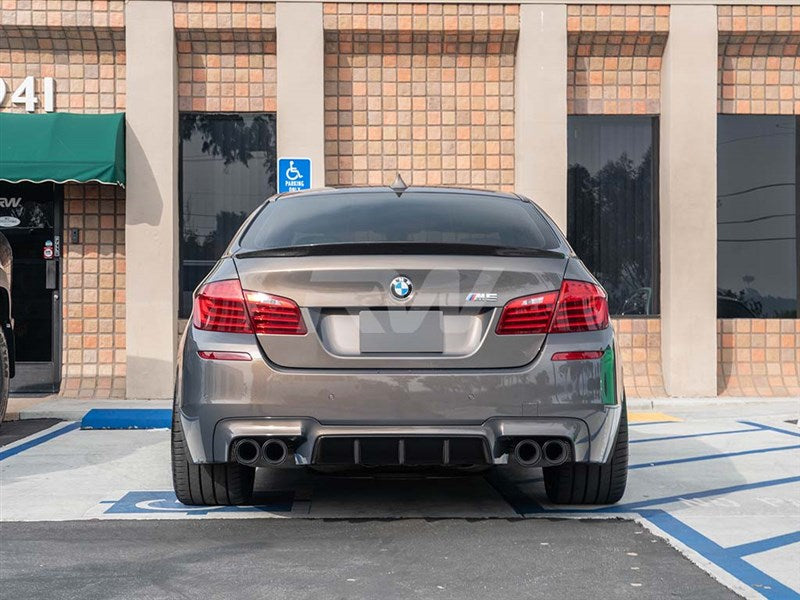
717 115 798 319
179 113 277 317
567 116 659 316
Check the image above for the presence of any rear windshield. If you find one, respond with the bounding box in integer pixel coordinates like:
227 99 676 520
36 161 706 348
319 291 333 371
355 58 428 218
238 192 561 252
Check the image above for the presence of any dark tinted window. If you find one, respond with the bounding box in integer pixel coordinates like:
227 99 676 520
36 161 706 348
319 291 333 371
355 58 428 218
717 115 798 318
567 116 659 316
238 192 561 251
179 113 277 316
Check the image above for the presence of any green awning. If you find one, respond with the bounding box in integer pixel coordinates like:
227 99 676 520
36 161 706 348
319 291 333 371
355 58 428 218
0 112 125 186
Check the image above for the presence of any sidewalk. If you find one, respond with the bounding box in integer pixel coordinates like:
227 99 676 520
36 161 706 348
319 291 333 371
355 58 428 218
5 396 170 422
5 394 798 423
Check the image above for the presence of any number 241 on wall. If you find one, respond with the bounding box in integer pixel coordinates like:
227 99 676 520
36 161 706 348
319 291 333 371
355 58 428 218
0 77 56 112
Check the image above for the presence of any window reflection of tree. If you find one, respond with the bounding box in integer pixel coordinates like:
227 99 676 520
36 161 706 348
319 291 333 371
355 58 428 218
568 148 654 315
179 113 277 178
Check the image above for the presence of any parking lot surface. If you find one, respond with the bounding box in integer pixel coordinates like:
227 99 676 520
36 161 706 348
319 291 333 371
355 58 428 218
1 401 798 600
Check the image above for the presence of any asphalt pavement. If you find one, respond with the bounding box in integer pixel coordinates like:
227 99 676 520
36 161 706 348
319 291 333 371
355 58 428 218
0 518 737 600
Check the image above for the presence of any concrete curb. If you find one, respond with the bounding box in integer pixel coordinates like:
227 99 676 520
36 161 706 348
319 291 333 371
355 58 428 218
6 397 171 422
626 396 800 409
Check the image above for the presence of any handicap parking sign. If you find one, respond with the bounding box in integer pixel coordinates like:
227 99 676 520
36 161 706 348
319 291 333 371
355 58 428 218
278 157 312 193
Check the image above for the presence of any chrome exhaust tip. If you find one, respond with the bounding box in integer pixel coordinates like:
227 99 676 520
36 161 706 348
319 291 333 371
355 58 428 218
542 439 569 466
233 438 261 466
513 439 542 467
262 438 289 465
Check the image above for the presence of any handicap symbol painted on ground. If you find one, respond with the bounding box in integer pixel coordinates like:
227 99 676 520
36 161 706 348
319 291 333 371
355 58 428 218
278 157 312 193
101 491 294 516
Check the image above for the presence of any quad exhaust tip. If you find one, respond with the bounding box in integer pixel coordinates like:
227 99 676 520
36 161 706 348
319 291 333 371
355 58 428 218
262 438 289 465
513 439 542 466
233 438 261 465
542 439 569 466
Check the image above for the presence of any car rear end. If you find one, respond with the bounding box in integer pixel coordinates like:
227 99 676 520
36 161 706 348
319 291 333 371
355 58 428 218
172 187 627 505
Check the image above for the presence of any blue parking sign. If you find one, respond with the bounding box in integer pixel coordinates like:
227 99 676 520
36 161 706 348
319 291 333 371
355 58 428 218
278 157 312 193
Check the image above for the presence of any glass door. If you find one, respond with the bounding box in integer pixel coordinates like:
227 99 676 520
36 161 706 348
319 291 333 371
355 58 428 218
0 182 62 393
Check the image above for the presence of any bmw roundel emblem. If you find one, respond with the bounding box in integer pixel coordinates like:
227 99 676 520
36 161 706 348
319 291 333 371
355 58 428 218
390 276 413 300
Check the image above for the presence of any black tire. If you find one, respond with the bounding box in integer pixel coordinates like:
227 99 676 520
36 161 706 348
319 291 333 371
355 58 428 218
543 399 628 505
171 406 255 506
0 331 9 428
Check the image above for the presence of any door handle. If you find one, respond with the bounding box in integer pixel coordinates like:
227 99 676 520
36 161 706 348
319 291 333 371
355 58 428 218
45 260 57 290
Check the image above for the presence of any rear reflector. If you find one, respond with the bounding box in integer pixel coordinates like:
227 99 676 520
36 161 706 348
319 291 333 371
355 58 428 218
244 291 307 335
551 351 604 361
192 279 306 335
496 279 609 335
198 351 252 361
193 280 253 333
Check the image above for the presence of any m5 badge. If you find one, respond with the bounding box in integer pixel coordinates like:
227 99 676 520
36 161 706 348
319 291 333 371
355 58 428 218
465 293 498 302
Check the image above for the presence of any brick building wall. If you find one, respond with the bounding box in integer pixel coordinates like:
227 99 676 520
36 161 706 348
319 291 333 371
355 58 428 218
323 3 518 189
718 319 800 396
62 184 126 398
0 0 126 397
613 318 664 397
718 5 800 115
174 1 277 113
567 4 668 115
716 5 800 396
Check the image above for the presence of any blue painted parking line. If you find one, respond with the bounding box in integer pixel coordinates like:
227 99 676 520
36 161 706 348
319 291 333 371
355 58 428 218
740 420 800 439
629 444 800 470
640 509 800 600
0 422 80 462
81 409 172 430
727 531 800 558
101 490 294 516
631 426 762 444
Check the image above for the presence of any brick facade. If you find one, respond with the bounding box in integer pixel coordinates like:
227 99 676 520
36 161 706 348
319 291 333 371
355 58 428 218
323 3 518 189
718 319 800 396
62 184 126 398
567 4 668 115
174 1 277 112
0 1 125 113
718 5 800 115
613 318 665 397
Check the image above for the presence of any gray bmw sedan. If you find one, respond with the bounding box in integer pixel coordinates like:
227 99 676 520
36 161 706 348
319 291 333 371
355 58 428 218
172 185 628 506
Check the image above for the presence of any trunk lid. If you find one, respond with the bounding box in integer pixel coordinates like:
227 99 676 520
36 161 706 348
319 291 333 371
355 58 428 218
233 254 567 369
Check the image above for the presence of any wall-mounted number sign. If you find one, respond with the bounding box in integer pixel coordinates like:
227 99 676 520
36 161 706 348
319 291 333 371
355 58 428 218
0 77 56 112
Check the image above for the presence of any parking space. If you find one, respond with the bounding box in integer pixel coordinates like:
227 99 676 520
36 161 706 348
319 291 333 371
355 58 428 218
1 404 798 599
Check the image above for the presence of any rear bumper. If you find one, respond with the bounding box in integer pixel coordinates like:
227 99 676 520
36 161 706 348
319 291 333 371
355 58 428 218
176 324 623 465
207 412 621 466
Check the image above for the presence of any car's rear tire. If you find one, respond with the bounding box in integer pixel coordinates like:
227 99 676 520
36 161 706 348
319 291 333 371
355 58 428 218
543 399 628 505
0 331 9 428
171 406 255 506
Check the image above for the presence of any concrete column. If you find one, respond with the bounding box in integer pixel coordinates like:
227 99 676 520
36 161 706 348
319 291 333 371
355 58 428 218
276 1 326 188
515 4 568 232
125 1 179 399
659 5 718 397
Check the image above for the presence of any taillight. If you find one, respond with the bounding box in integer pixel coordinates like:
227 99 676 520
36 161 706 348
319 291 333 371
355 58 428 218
495 290 559 335
243 291 307 335
193 280 306 335
193 280 253 333
496 280 608 335
549 280 609 333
